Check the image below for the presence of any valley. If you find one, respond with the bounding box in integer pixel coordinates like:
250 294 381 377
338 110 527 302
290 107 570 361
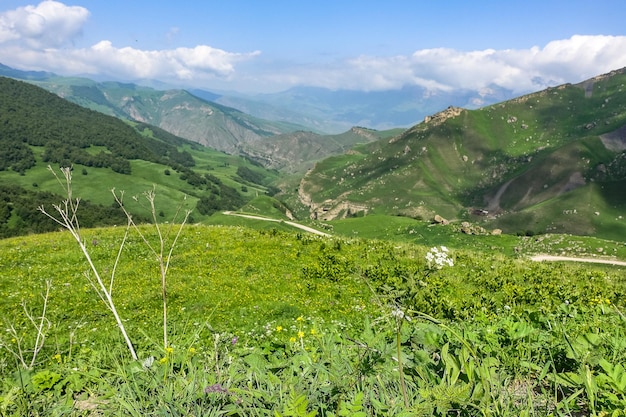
0 63 625 416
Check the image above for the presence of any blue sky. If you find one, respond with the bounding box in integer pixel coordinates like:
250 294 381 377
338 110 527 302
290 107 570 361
1 0 626 94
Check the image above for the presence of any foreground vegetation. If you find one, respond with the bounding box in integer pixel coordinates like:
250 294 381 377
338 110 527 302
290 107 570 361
1 210 625 415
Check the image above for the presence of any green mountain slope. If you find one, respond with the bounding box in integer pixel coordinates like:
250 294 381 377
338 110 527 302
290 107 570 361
299 68 626 239
1 65 409 173
0 77 281 237
30 77 304 154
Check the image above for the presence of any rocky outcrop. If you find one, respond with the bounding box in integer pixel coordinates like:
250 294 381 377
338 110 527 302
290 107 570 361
433 214 449 225
311 201 369 221
423 106 464 126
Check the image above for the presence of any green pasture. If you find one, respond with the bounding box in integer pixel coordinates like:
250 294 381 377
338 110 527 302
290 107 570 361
1 221 626 415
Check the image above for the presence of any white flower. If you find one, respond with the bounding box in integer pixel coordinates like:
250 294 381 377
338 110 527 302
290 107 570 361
391 308 405 319
391 308 411 321
142 356 155 368
425 246 454 269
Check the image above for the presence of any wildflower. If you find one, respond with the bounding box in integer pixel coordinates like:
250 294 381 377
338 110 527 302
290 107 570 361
165 347 174 354
205 383 228 394
298 331 305 339
391 308 411 321
425 246 454 269
231 336 238 345
159 357 168 364
289 337 297 343
296 316 304 322
188 347 196 354
391 308 405 319
53 354 62 363
142 356 155 368
310 328 317 336
276 325 283 332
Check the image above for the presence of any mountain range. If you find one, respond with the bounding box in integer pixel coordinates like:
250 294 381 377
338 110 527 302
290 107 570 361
296 68 626 240
1 63 625 241
190 84 514 133
0 66 398 170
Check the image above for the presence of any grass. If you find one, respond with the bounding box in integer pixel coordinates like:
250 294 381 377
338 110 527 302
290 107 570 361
308 214 626 260
1 214 626 414
0 141 280 225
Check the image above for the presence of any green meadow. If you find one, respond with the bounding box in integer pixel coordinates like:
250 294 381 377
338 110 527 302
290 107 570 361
1 208 625 415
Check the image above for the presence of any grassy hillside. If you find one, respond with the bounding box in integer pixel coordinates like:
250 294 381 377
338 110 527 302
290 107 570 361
31 78 304 154
299 68 626 239
0 223 625 415
10 69 404 173
0 77 282 237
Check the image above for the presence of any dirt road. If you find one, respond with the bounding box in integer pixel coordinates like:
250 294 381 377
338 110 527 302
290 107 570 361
222 212 331 237
531 254 626 267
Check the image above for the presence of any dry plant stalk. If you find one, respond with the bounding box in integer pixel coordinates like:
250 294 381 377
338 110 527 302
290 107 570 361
112 186 191 349
38 166 138 360
3 280 52 369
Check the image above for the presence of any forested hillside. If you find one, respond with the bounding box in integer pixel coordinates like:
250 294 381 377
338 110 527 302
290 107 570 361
0 77 195 175
0 77 278 238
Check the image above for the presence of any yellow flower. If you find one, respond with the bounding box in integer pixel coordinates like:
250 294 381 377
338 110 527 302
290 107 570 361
53 354 62 363
298 331 305 339
289 337 297 343
188 347 196 354
159 357 168 364
165 347 174 354
296 316 304 322
276 325 283 332
310 329 317 335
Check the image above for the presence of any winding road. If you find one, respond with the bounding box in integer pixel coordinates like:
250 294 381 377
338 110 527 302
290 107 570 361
222 212 331 237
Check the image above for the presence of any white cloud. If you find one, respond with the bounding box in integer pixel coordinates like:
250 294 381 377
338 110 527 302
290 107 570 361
1 2 625 94
0 0 89 48
257 35 626 94
0 1 260 82
100 34 626 91
70 41 260 80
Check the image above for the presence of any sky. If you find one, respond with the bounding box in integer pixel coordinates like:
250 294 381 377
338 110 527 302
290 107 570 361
1 0 626 94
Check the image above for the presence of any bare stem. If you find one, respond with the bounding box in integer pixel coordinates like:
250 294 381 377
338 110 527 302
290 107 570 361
39 166 138 360
112 186 191 350
28 280 52 368
3 281 53 369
